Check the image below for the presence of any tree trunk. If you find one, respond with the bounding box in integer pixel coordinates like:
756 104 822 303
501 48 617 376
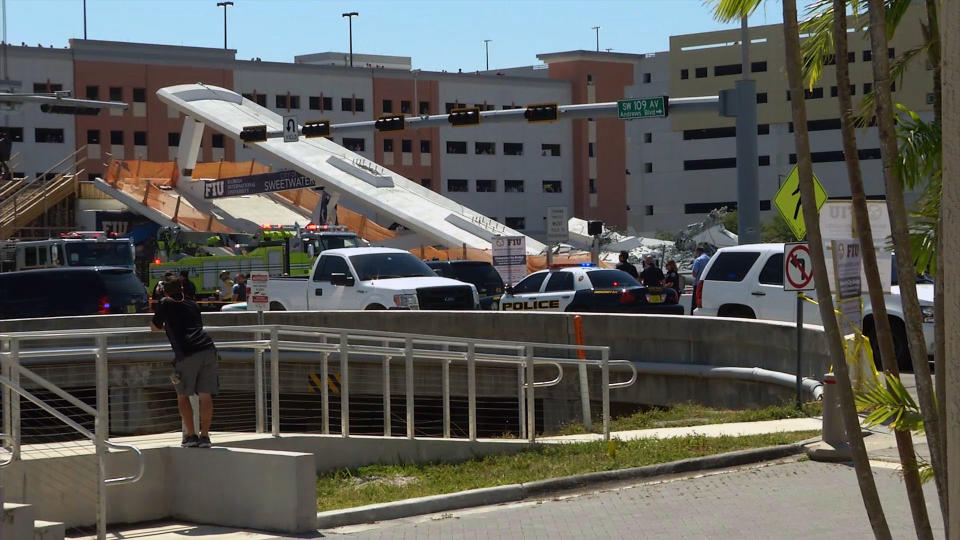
831 3 932 537
782 1 891 538
867 0 948 522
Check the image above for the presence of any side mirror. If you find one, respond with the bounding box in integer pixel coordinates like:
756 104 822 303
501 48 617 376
330 273 355 287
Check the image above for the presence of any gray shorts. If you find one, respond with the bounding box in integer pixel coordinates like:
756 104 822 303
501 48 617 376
173 347 219 396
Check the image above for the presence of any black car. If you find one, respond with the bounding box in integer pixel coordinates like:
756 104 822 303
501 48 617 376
425 260 505 310
0 267 149 320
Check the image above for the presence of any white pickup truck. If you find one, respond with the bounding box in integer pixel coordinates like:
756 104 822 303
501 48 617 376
693 243 935 370
267 247 479 311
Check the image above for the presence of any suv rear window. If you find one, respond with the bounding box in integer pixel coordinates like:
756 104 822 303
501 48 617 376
705 252 761 282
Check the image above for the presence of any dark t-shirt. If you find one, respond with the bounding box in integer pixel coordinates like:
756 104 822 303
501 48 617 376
640 265 665 287
615 262 639 279
152 297 214 361
181 279 197 299
664 270 681 292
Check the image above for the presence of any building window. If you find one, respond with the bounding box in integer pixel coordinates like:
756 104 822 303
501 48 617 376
33 82 63 92
85 85 99 100
685 202 737 214
680 69 689 80
888 47 895 58
505 180 524 193
33 128 64 144
109 130 123 145
353 98 364 112
133 88 146 102
421 178 432 188
109 87 122 101
446 141 467 154
400 100 411 114
309 96 322 110
476 179 496 192
643 132 652 143
683 126 736 140
87 129 100 145
212 134 224 148
322 97 332 110
714 63 742 76
541 144 560 157
588 143 594 158
447 179 468 192
342 138 365 152
382 99 393 113
927 93 935 105
808 118 842 131
751 61 768 72
420 140 431 153
806 87 824 99
645 205 654 216
341 98 352 111
419 101 430 115
863 50 872 61
683 157 737 170
759 155 770 166
276 95 300 109
0 127 23 142
542 180 562 193
758 124 770 135
644 162 653 173
475 142 496 155
503 142 523 155
864 83 873 94
444 101 465 113
757 92 768 104
383 139 393 152
168 132 180 146
642 73 651 83
589 178 597 194
505 217 525 230
401 139 412 153
695 67 707 78
134 131 147 146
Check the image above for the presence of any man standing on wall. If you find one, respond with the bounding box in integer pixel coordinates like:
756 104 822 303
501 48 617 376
150 278 219 448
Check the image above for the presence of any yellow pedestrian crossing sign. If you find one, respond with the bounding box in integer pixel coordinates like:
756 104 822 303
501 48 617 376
773 165 828 240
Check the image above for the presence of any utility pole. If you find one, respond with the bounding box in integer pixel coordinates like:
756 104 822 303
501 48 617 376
735 15 760 244
342 12 358 67
592 26 600 51
83 0 87 39
216 1 233 50
483 39 491 71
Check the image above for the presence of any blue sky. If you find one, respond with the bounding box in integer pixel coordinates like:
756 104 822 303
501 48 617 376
8 0 790 71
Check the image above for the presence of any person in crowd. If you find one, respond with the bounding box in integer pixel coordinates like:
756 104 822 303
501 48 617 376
664 259 682 295
179 270 196 300
218 271 234 301
615 250 639 279
640 256 664 287
232 273 248 302
152 272 174 306
150 278 218 448
691 247 711 314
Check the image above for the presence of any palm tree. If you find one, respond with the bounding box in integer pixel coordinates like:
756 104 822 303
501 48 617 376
712 1 892 537
829 3 932 536
865 0 948 525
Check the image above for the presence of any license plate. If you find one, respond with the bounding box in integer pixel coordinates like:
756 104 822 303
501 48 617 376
126 304 136 314
646 295 663 304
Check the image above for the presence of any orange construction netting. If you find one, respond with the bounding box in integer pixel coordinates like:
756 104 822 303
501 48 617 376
104 159 179 191
408 245 608 273
191 160 271 181
275 188 396 242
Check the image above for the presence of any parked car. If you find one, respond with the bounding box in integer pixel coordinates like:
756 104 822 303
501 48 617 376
0 267 149 319
268 247 479 310
499 264 684 314
425 260 505 310
693 243 935 370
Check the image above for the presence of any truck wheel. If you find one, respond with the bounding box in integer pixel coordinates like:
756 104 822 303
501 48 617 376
864 316 910 372
269 301 286 311
365 304 386 310
717 305 755 319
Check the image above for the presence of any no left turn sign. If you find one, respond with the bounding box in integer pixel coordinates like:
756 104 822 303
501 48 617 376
784 242 815 291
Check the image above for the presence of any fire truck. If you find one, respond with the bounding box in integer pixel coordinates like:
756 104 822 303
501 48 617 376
147 223 361 300
0 231 135 273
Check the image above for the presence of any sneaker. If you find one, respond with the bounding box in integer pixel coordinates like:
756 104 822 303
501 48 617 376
197 435 212 448
181 434 199 448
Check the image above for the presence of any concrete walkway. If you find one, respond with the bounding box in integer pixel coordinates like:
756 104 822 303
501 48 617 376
539 417 823 443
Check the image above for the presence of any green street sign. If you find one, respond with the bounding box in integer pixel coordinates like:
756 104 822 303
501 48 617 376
617 96 668 119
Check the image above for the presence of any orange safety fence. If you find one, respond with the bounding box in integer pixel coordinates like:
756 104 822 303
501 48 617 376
104 159 179 190
275 188 397 242
408 245 609 274
191 160 271 180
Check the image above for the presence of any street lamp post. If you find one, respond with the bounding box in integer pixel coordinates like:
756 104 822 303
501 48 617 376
483 39 491 71
342 12 359 67
592 26 600 51
83 0 87 39
216 1 233 50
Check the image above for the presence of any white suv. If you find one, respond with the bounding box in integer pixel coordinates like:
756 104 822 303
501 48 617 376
693 243 935 370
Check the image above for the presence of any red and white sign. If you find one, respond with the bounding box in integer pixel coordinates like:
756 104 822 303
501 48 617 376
247 271 270 311
784 242 815 291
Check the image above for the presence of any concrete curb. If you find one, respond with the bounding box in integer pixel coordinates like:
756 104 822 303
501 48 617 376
316 440 814 530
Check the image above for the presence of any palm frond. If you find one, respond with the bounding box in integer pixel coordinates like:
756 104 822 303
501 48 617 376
854 376 925 432
800 2 836 89
894 107 941 189
706 0 764 22
885 0 915 39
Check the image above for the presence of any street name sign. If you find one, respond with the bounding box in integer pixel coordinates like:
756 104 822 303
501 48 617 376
773 165 829 241
203 169 316 199
617 96 668 119
784 242 815 291
283 115 298 142
546 206 569 244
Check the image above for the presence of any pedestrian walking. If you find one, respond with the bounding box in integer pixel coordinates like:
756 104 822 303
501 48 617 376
639 256 664 287
150 277 218 448
691 247 711 314
664 259 682 295
232 273 248 302
179 270 196 300
615 250 639 279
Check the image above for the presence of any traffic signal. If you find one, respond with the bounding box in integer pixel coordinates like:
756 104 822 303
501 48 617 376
240 125 268 142
448 107 481 127
40 104 101 115
302 120 331 138
374 114 405 132
524 103 559 123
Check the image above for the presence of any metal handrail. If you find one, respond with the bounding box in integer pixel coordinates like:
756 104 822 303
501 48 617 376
103 441 145 486
607 360 639 389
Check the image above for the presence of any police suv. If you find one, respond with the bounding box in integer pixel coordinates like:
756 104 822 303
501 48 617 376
499 264 684 314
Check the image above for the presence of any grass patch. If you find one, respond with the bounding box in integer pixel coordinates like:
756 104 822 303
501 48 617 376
553 401 823 436
316 430 818 511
